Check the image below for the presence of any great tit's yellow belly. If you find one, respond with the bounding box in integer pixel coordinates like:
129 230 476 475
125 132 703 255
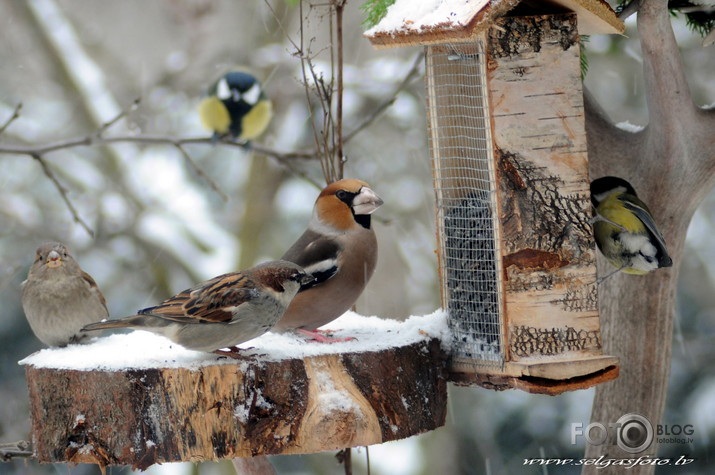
199 97 231 134
239 100 273 141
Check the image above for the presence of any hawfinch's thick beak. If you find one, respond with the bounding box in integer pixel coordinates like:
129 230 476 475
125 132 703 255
46 250 63 268
352 187 384 215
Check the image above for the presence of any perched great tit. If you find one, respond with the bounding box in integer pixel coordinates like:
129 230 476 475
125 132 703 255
198 70 272 143
590 176 672 278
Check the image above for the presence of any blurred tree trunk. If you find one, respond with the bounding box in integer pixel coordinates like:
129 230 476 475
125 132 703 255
583 1 715 473
236 154 288 270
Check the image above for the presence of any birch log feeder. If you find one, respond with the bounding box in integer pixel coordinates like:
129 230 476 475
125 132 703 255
20 314 448 469
366 0 625 393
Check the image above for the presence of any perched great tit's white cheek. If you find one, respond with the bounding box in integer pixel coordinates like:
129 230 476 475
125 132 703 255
242 83 261 105
620 233 656 257
216 78 231 100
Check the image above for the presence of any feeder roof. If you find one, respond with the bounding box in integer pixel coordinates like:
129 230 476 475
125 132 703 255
364 0 624 49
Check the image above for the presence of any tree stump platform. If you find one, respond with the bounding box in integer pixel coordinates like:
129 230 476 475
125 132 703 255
20 313 448 470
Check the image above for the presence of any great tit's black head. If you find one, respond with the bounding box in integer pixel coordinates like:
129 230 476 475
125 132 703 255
210 71 263 106
590 176 637 207
223 71 258 93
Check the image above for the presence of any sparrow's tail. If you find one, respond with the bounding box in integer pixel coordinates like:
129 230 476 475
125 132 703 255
81 315 148 332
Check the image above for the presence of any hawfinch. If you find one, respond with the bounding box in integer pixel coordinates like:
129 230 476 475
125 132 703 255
82 260 313 353
22 242 110 347
272 179 383 340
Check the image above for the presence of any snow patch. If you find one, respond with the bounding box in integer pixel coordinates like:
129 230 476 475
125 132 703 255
234 388 273 424
78 444 94 455
19 311 449 370
313 361 361 414
366 0 490 36
615 121 645 133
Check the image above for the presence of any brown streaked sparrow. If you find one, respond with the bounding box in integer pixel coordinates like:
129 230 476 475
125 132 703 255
82 260 314 353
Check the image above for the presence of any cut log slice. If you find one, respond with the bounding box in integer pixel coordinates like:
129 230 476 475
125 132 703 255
20 313 448 470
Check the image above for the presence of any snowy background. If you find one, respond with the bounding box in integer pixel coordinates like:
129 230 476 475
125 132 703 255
1 1 714 474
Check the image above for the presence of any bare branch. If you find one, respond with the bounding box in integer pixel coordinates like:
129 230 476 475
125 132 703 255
336 447 352 475
639 1 696 138
31 153 94 237
335 0 346 179
97 98 141 136
270 156 324 189
0 0 420 208
174 144 229 201
0 440 33 461
0 103 22 136
0 133 316 172
584 88 646 179
344 52 424 144
296 1 328 182
365 446 370 474
617 0 640 20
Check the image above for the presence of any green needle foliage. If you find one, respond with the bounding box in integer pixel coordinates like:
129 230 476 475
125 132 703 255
360 0 395 28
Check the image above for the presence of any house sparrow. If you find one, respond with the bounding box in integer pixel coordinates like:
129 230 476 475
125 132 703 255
272 179 383 341
81 260 314 353
21 242 109 347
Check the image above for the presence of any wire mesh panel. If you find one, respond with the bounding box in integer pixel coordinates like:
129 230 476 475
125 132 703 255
425 40 503 367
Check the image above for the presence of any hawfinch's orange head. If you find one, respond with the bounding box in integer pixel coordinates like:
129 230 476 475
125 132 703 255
313 179 383 231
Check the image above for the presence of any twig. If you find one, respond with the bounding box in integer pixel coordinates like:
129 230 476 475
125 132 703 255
272 157 323 189
0 103 22 136
344 52 424 145
618 0 640 20
0 134 315 162
174 143 229 201
336 447 352 475
0 132 319 198
97 97 140 136
297 1 329 182
335 0 347 178
0 440 33 461
365 446 370 475
32 153 95 237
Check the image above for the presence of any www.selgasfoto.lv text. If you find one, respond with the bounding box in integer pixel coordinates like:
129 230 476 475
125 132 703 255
523 455 695 469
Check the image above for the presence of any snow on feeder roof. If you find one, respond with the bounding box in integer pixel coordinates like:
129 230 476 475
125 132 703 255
365 0 624 48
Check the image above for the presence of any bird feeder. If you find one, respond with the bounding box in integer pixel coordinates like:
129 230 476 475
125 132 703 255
366 0 624 394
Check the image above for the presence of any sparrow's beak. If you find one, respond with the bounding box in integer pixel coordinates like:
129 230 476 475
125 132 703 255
300 274 318 286
352 187 384 215
46 250 63 268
